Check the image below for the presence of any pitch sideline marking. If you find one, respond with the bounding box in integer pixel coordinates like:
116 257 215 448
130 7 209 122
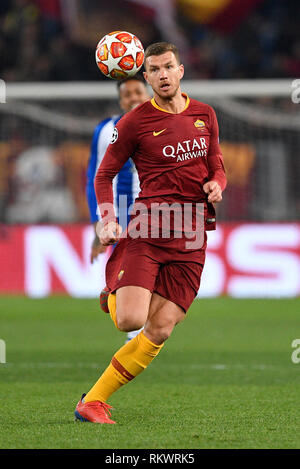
1 361 281 370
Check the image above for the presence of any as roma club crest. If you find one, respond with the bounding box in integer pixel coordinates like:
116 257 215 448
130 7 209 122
194 119 205 129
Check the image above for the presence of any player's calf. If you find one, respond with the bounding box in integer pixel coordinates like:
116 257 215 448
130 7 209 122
144 294 186 345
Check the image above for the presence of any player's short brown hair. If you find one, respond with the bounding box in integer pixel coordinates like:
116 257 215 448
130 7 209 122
144 42 181 67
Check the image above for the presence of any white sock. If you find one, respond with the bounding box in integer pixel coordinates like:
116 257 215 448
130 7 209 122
125 327 144 343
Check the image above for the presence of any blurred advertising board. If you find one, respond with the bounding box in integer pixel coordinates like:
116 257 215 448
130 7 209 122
0 223 299 298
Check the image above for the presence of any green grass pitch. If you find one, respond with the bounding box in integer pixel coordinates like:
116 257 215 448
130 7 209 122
0 296 299 449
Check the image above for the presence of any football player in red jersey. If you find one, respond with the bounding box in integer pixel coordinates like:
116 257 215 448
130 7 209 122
74 42 226 424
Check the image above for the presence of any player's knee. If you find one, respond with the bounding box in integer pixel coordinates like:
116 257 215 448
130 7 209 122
145 311 185 343
146 325 173 344
145 321 175 343
116 311 145 332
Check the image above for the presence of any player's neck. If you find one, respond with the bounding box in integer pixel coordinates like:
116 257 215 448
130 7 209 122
153 90 187 114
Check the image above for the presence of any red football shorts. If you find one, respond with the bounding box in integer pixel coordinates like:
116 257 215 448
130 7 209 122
105 232 207 313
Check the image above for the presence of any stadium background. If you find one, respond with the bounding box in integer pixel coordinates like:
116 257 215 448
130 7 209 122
0 0 299 298
1 0 300 451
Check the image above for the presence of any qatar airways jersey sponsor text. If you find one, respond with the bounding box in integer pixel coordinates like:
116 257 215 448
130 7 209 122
162 136 208 162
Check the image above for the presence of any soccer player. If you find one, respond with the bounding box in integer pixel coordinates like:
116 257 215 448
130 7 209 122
86 76 149 342
75 42 226 424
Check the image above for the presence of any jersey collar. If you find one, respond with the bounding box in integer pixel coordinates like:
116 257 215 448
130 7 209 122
151 92 190 114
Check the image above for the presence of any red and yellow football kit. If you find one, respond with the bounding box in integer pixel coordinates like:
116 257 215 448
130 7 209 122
94 94 226 312
81 94 226 409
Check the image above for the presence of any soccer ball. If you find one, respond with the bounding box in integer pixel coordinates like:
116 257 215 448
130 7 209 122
95 31 144 80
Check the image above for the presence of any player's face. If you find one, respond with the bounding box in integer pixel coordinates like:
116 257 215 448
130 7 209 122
119 80 149 112
143 51 184 100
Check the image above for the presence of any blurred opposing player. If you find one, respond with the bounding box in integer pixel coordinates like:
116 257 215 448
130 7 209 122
75 42 226 424
86 76 149 262
86 76 149 343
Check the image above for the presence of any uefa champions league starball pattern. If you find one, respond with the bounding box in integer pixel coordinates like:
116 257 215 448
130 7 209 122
95 31 144 79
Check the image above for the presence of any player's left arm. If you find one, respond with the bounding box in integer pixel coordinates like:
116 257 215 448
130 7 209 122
203 107 227 203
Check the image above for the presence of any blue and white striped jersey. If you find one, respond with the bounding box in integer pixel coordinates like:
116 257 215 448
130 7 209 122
86 115 140 229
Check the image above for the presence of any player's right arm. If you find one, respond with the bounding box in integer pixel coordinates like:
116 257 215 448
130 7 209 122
94 112 138 245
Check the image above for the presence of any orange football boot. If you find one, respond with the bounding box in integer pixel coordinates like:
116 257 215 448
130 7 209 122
99 287 110 314
74 394 116 424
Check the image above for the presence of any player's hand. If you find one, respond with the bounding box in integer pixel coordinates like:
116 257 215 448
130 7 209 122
203 180 222 203
97 221 123 246
90 235 107 264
